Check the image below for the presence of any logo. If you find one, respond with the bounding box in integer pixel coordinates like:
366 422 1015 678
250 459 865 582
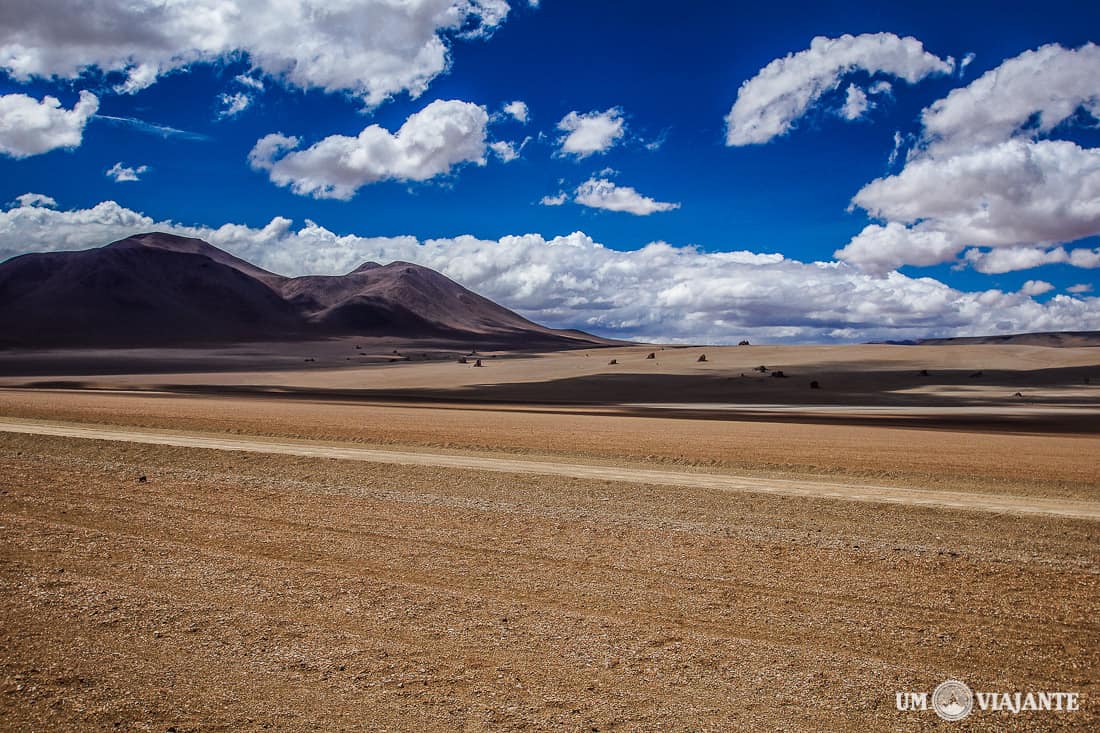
932 680 974 721
897 679 1080 721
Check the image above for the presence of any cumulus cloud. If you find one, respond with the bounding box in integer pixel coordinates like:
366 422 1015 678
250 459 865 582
1020 280 1054 296
852 140 1100 246
573 178 680 215
556 108 625 158
962 245 1100 275
218 74 264 118
539 192 567 206
0 0 510 106
1068 283 1093 294
725 33 953 146
489 140 518 162
0 197 156 262
840 44 1100 275
0 90 98 158
105 162 150 183
920 43 1100 156
501 100 529 123
11 192 56 208
1 195 1097 343
836 223 959 274
840 84 870 120
248 99 489 199
218 92 252 118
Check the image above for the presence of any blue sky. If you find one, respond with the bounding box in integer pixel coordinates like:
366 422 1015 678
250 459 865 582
0 0 1098 342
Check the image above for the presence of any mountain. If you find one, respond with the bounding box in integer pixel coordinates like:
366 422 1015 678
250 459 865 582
0 233 609 348
905 332 1100 347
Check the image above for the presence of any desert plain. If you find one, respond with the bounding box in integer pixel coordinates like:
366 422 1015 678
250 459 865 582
1 341 1098 731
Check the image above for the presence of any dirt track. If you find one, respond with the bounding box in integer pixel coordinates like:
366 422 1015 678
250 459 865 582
2 418 1098 521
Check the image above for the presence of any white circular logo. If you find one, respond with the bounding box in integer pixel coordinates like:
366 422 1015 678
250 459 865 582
933 679 974 721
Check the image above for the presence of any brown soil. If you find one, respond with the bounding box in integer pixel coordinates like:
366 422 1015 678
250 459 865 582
1 344 1098 730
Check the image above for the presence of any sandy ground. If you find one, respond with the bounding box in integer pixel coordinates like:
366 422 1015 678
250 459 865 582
1 343 1098 730
3 418 1097 520
3 342 1098 402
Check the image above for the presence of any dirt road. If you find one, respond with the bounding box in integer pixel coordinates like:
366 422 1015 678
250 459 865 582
2 417 1098 521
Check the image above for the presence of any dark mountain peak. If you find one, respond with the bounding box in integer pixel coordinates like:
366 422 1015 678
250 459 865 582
112 231 210 250
108 231 286 287
349 261 383 275
0 234 304 347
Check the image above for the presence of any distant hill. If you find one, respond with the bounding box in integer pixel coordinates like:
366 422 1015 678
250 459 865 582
914 331 1100 347
0 232 611 348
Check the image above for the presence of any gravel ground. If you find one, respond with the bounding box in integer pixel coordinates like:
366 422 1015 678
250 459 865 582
2 426 1097 731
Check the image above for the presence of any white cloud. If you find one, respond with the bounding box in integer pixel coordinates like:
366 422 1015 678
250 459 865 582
574 178 680 216
725 33 953 146
489 139 522 162
501 100 529 123
0 91 98 158
95 114 209 141
219 74 264 117
1068 283 1093 294
840 84 870 120
835 223 960 274
11 193 56 208
218 92 252 118
868 80 893 95
2 195 1098 343
921 43 1100 157
556 108 625 158
1020 280 1054 296
0 198 156 262
886 130 908 166
249 99 489 199
644 130 668 151
959 52 976 76
0 0 511 107
852 140 1100 247
840 44 1100 275
234 74 264 91
105 162 150 183
539 192 567 206
962 245 1100 275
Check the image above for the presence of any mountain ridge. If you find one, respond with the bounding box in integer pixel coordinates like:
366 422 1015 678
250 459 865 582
0 233 611 349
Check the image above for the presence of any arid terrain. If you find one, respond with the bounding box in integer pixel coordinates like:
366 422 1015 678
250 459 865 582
1 342 1098 730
